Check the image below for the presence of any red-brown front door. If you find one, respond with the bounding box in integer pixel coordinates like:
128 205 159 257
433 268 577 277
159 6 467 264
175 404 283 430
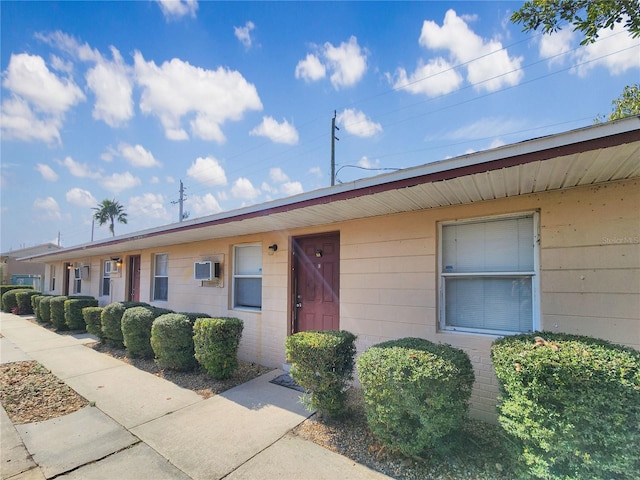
293 233 340 332
128 255 141 302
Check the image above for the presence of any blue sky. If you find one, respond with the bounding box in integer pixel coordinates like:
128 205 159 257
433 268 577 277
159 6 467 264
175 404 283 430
2 1 639 251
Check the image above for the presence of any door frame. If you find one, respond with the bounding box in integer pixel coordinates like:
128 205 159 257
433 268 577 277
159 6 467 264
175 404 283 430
290 231 340 335
127 255 141 302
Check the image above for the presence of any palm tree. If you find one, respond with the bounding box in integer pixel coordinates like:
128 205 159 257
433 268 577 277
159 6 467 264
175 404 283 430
93 199 128 237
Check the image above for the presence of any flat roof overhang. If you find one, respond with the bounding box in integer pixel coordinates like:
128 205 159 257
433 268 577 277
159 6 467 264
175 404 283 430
21 116 640 263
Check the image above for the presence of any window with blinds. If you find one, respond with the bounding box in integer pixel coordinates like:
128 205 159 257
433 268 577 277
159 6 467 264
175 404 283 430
153 253 169 301
233 244 262 310
439 213 538 334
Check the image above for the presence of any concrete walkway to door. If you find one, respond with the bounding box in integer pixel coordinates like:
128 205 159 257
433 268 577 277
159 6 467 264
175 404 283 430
1 312 391 480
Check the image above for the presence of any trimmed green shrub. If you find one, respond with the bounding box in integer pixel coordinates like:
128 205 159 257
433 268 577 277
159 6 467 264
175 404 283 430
64 298 98 330
193 317 243 379
180 312 212 324
83 306 104 339
491 332 640 480
101 301 149 347
31 294 45 318
38 296 54 324
49 296 69 330
286 330 357 417
1 288 33 313
120 306 173 358
152 314 198 371
15 290 41 315
357 337 475 457
1 285 33 310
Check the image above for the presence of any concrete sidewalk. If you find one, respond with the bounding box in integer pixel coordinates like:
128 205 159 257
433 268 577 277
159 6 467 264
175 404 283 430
1 313 391 480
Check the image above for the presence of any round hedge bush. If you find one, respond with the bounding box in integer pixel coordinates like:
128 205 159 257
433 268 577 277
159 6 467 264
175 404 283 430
491 332 640 480
64 298 98 330
357 337 475 457
83 306 104 339
193 317 243 379
121 306 157 358
38 296 54 324
101 301 149 347
151 313 200 371
16 290 40 315
49 296 69 330
1 288 33 313
285 330 357 417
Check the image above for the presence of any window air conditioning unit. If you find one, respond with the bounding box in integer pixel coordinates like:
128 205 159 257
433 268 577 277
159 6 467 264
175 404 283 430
194 261 220 281
78 265 90 280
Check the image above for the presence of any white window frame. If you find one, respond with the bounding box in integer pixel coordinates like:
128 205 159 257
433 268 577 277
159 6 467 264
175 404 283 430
50 265 56 292
102 260 111 297
232 243 262 311
153 253 169 301
438 212 540 336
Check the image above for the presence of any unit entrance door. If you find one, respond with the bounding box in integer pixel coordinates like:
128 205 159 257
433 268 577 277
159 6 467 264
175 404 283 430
292 233 340 332
128 255 141 302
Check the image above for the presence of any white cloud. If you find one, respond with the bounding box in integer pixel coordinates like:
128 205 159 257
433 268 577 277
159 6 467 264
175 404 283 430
270 167 289 183
186 156 227 187
59 156 101 179
134 52 262 142
309 166 322 178
435 116 526 141
261 181 275 194
127 193 171 221
234 21 255 48
295 54 326 82
117 143 161 168
66 187 96 207
281 181 303 196
166 176 176 184
101 171 141 193
85 46 134 127
295 36 368 89
337 108 382 137
538 29 576 66
573 23 640 76
231 177 260 200
150 176 160 184
0 97 63 144
188 193 222 217
36 164 59 182
389 57 463 97
250 116 299 144
33 196 62 220
1 53 85 144
2 53 85 114
36 31 101 62
413 9 523 93
358 156 380 169
155 0 198 19
324 36 368 89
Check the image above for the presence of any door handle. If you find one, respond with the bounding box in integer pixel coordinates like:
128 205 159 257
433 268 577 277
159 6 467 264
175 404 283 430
296 302 302 308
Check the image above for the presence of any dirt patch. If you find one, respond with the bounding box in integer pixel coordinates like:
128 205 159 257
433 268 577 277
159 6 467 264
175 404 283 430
0 361 88 424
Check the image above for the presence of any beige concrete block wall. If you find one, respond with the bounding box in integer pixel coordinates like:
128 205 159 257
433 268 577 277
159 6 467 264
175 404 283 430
41 178 639 422
339 178 639 422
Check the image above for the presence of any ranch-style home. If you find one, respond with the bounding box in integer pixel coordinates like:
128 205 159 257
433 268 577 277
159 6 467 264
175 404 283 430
22 116 640 421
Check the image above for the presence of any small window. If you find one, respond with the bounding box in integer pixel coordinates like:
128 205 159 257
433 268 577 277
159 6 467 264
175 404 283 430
439 213 539 335
102 260 111 297
153 253 168 301
50 265 56 292
233 244 262 309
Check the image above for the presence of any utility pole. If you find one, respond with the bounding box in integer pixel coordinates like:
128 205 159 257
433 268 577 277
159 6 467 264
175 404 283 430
179 180 184 222
331 110 339 186
172 180 188 222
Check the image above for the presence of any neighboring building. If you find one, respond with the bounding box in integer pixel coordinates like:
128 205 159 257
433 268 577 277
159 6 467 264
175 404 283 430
21 117 640 422
1 243 62 290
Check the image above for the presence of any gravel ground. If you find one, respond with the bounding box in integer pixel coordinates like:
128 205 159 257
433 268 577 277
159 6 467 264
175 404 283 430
293 389 515 480
0 361 88 424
